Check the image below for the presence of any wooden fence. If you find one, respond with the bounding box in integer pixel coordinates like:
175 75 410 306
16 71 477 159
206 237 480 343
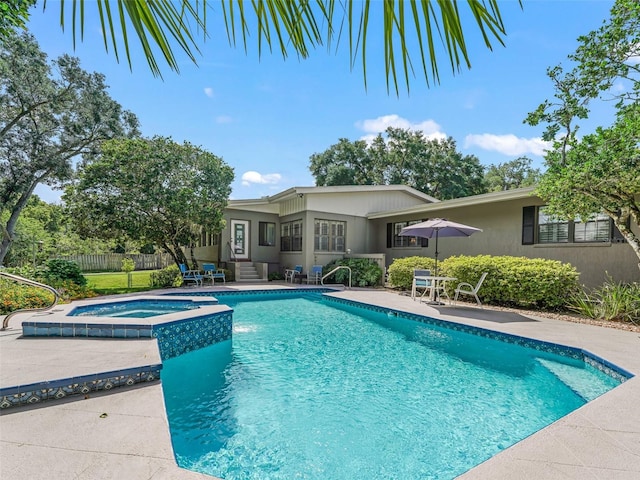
56 253 174 272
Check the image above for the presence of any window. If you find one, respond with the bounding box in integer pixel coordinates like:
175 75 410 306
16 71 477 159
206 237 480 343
387 221 428 248
259 222 276 246
314 219 346 252
198 229 219 247
573 213 610 243
281 219 302 251
523 206 617 244
538 207 569 244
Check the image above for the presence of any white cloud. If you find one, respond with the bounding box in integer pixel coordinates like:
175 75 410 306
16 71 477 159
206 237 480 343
215 115 232 124
241 171 282 187
355 114 447 141
464 133 551 157
204 87 214 97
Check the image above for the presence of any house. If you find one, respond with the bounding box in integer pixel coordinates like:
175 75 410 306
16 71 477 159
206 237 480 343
192 185 639 288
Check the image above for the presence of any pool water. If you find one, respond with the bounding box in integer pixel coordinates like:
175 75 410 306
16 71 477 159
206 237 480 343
161 294 622 480
69 299 203 318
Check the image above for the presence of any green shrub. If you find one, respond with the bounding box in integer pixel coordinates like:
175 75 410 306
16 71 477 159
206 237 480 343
324 258 383 287
442 255 579 309
386 256 436 290
150 264 183 288
41 259 87 286
387 254 580 309
0 278 56 314
269 271 284 281
569 278 640 323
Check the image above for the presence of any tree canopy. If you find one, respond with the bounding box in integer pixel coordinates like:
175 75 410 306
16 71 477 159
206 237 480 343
23 1 516 94
526 0 640 267
309 127 486 200
0 30 139 265
484 157 540 192
63 136 234 268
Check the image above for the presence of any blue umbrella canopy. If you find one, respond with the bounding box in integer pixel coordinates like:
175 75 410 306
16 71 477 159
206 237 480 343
399 218 482 274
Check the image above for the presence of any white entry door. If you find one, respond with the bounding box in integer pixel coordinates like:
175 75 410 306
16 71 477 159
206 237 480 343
230 220 250 260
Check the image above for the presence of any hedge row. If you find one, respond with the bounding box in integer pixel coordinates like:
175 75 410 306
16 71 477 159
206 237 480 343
388 254 580 310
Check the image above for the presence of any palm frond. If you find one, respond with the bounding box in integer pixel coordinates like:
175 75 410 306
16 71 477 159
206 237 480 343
49 0 516 91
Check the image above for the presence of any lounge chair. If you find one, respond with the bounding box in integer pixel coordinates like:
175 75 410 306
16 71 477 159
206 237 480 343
179 263 203 286
202 263 226 285
411 269 432 301
285 265 303 283
304 265 323 284
453 272 488 307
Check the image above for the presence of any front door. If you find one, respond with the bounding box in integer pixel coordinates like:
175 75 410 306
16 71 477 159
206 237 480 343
230 220 250 260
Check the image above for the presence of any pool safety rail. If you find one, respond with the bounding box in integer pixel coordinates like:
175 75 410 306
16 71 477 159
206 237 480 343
321 265 352 289
1 270 59 330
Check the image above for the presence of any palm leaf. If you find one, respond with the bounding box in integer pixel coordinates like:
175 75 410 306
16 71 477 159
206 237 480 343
48 0 517 92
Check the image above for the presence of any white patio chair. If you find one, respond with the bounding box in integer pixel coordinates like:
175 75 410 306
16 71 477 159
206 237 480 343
411 269 432 301
202 263 225 285
304 265 323 284
453 272 488 307
179 263 203 286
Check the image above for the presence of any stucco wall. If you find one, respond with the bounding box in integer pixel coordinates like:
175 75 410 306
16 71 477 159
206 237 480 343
371 197 639 289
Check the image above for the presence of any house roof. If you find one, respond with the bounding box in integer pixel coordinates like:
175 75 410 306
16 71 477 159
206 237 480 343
367 186 538 219
227 184 439 209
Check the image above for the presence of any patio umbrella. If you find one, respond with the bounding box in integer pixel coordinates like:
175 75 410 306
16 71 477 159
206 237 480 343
399 218 482 275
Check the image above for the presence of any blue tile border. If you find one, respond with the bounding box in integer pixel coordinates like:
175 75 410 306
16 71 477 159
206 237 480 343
153 311 233 360
0 364 162 410
322 295 634 384
22 321 154 339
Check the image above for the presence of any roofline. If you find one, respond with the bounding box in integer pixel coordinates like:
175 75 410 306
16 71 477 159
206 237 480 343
367 187 538 219
228 184 440 205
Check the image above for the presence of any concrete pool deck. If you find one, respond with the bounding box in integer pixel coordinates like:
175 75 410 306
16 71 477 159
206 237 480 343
1 284 639 479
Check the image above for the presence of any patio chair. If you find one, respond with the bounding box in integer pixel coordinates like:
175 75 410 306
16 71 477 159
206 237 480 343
202 263 226 285
453 272 488 307
179 263 203 286
304 265 323 284
284 265 303 283
411 269 432 301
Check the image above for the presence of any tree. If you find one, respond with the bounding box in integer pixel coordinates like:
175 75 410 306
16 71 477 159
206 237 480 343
310 127 486 200
63 136 234 268
0 31 139 265
526 0 640 269
0 0 34 38
484 156 541 192
20 1 515 94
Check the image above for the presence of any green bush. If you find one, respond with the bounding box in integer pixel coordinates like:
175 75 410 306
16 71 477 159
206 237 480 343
269 271 284 281
387 254 580 309
386 256 436 290
150 264 184 288
41 259 87 286
569 278 640 323
0 278 56 314
324 258 383 287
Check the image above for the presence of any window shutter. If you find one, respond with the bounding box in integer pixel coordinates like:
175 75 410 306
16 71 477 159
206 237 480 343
387 223 393 248
522 206 536 245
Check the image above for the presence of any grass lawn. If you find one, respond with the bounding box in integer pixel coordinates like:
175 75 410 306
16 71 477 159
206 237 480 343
85 270 157 295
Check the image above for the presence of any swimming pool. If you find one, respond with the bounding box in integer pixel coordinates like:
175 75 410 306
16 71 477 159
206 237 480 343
68 298 217 318
161 292 626 479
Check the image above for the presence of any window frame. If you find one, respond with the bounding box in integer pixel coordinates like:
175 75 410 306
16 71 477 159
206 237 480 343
314 219 346 253
523 206 615 245
258 221 276 247
280 219 303 252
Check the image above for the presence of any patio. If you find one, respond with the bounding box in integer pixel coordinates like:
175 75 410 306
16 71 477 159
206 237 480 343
1 285 639 479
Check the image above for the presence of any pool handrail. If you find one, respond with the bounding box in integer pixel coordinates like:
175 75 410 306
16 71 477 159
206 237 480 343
321 266 351 289
1 270 59 330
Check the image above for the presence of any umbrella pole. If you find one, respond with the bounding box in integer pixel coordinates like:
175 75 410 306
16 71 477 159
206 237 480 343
434 230 439 276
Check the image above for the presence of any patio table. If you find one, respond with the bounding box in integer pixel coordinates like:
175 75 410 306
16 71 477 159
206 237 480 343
413 275 456 305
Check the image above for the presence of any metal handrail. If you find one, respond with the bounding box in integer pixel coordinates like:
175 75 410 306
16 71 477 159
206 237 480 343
226 240 237 262
321 266 352 289
1 271 59 330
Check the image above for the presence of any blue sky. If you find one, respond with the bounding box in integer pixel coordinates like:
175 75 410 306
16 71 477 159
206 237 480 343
27 1 616 203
